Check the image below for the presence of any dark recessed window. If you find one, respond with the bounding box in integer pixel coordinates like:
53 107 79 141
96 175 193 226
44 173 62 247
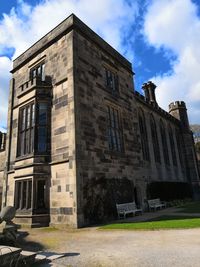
17 102 48 157
150 115 161 163
37 103 48 153
160 120 170 165
30 62 45 81
107 105 123 152
15 180 32 210
176 129 183 166
138 109 150 161
18 103 35 156
105 68 118 94
36 179 46 210
169 126 177 166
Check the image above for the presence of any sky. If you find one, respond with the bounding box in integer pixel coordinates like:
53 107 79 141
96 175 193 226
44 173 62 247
0 0 200 132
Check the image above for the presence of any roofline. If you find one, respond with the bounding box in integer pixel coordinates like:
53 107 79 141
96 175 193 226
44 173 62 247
11 14 133 73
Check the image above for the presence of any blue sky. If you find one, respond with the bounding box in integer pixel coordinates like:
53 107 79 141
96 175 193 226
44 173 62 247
0 0 200 132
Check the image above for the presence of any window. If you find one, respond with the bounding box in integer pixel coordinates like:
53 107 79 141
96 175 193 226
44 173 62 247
30 62 45 81
18 103 35 156
169 126 177 166
36 103 48 153
138 109 150 161
17 102 48 156
36 180 46 210
176 129 183 166
150 115 161 163
107 106 123 152
160 120 170 165
15 180 32 210
105 68 118 94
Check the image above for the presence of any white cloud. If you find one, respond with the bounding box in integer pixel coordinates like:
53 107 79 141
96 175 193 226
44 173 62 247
0 0 138 130
143 0 200 124
0 0 138 58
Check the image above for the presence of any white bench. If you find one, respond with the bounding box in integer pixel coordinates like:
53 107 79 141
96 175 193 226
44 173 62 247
147 198 166 211
116 202 142 219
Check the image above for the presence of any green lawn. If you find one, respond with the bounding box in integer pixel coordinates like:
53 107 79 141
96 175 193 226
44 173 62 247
101 217 200 230
100 202 200 230
149 215 199 221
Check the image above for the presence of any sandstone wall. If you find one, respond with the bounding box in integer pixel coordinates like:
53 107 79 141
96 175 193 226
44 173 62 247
5 30 77 227
0 150 6 209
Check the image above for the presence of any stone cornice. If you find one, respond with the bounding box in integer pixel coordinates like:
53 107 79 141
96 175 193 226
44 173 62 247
11 14 132 74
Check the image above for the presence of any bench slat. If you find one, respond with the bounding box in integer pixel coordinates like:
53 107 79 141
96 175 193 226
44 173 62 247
147 198 166 211
116 202 142 219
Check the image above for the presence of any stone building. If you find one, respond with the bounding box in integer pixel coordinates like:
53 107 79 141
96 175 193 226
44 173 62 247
2 14 200 227
195 142 200 171
0 132 6 209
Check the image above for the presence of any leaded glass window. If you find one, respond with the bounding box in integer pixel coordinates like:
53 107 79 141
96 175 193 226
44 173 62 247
107 106 123 152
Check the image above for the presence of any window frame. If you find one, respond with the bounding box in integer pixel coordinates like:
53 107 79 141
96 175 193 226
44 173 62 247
138 109 150 161
175 128 183 166
30 62 45 81
14 179 32 210
150 115 161 163
35 179 47 211
160 120 170 166
168 125 177 166
107 105 123 153
17 102 35 157
104 67 119 95
17 101 49 158
35 102 48 153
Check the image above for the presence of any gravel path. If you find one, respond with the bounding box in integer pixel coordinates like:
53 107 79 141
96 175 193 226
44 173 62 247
31 227 200 267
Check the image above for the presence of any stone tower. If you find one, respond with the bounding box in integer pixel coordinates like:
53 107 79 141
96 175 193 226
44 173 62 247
169 101 189 129
169 101 200 199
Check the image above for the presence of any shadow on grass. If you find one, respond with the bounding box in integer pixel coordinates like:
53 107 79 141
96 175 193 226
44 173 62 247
148 215 200 222
176 201 200 213
16 230 46 251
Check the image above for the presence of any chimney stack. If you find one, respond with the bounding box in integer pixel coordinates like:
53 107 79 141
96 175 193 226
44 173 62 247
142 81 157 104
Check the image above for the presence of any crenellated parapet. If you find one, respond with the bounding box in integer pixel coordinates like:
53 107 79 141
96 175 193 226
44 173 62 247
135 83 190 128
169 101 189 129
169 101 186 111
134 91 181 125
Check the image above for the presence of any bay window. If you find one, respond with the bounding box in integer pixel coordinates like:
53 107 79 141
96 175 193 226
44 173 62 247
17 101 49 157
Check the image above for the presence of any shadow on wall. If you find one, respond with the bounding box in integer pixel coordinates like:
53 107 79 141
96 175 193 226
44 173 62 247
83 177 135 223
147 181 192 201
